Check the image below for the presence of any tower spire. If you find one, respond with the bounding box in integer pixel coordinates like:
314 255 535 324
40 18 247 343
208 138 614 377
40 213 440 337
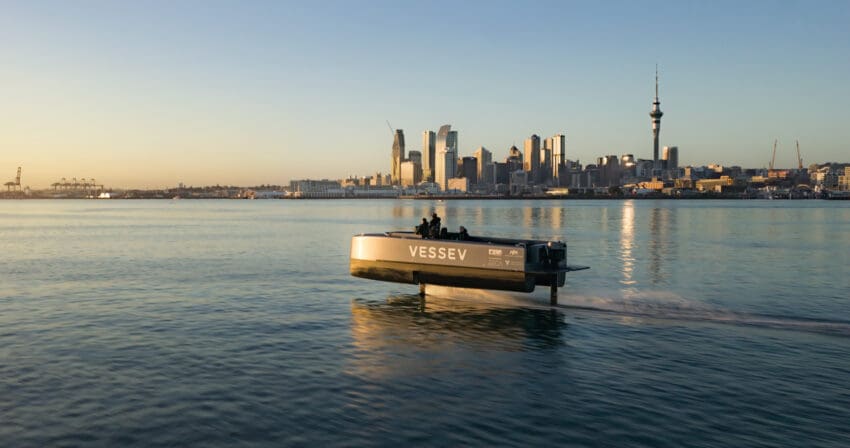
655 64 659 100
649 65 664 173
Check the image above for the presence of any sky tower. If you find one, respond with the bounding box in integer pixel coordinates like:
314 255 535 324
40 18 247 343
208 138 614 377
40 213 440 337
649 66 663 172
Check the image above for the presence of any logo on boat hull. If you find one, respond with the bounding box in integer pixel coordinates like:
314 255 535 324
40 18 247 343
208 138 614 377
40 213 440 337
408 245 467 261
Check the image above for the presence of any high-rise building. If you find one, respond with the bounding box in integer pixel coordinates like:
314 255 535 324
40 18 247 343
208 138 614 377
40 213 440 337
422 130 435 182
436 149 456 191
552 134 566 185
620 154 636 178
662 146 678 170
649 67 664 173
391 129 405 185
461 156 478 185
541 137 552 185
598 155 621 187
408 150 423 181
400 160 422 187
524 134 540 183
473 146 492 186
494 161 510 185
435 125 457 191
447 130 458 153
506 145 523 173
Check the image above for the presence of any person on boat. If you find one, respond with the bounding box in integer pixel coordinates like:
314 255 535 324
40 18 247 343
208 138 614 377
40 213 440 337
429 213 441 239
458 226 469 241
415 218 429 237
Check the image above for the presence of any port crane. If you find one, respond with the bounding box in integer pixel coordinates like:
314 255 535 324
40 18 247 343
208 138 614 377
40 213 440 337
4 167 21 191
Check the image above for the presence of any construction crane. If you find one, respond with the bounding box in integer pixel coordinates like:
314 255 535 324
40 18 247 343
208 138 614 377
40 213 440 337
386 120 395 136
769 139 778 172
796 140 803 170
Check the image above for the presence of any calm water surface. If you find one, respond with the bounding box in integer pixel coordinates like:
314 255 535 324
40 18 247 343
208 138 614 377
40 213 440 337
2 199 849 447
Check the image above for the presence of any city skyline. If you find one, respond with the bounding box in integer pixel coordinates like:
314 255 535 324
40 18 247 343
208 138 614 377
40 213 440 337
2 1 849 189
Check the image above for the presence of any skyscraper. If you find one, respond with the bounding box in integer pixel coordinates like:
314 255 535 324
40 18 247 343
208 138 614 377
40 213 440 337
552 133 567 185
391 129 405 185
598 155 620 187
422 130 435 182
524 134 540 183
506 145 523 173
541 137 552 184
447 130 458 154
473 146 492 186
649 66 663 173
461 157 477 185
408 150 422 181
435 124 457 191
662 146 678 170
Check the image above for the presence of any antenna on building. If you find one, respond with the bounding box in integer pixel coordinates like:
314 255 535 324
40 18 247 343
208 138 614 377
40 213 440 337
655 64 659 99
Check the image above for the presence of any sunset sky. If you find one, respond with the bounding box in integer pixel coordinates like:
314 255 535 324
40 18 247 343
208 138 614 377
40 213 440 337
2 0 849 188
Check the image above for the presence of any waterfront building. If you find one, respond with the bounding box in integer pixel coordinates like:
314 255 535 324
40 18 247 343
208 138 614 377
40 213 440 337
473 146 493 186
663 146 679 170
447 177 469 193
524 134 541 183
839 167 850 191
391 129 405 185
289 179 344 198
400 160 422 187
422 130 436 182
696 176 734 193
649 67 664 174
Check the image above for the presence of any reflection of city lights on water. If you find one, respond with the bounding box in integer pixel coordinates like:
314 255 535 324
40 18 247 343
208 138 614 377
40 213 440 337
620 200 636 286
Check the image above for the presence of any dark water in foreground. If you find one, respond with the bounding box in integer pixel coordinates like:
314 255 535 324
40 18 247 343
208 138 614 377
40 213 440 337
2 199 849 447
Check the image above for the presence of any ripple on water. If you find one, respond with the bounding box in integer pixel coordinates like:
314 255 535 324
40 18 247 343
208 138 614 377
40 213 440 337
2 200 850 447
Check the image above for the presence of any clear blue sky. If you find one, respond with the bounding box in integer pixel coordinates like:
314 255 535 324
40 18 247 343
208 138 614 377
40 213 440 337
2 0 849 188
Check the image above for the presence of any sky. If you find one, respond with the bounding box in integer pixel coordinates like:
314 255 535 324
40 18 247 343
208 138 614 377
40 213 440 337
2 0 849 189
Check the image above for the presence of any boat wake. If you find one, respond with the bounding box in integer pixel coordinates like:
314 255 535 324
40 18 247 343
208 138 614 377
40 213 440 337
424 285 850 338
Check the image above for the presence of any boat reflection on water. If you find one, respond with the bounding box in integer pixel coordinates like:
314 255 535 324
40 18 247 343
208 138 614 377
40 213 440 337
349 295 567 378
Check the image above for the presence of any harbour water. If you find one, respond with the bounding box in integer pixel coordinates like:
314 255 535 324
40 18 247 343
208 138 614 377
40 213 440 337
2 199 849 447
